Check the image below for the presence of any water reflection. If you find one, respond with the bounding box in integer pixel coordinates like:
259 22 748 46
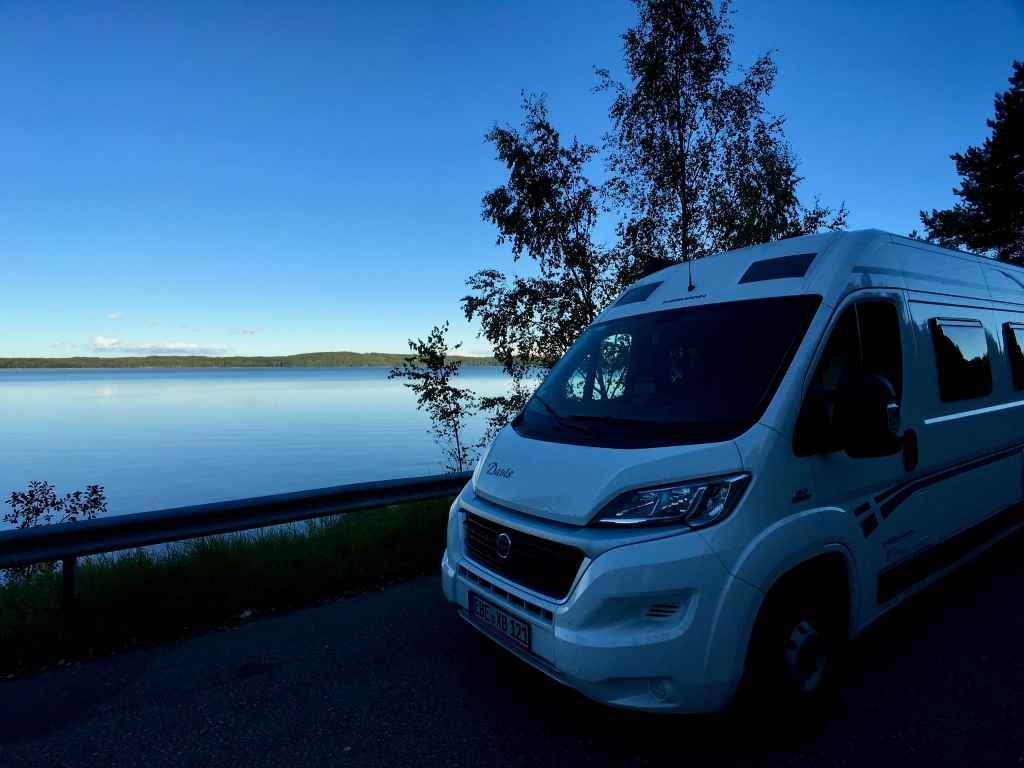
0 367 511 521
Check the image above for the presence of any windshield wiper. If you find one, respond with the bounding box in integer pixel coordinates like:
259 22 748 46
567 414 695 439
533 395 592 434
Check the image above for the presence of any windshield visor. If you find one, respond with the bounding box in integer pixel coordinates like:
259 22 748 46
514 294 822 448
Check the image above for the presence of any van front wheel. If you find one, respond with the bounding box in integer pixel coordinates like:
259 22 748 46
782 619 828 695
740 584 844 718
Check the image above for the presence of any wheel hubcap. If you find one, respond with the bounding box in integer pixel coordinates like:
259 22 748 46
783 620 826 694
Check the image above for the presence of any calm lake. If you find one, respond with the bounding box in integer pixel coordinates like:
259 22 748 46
0 367 512 523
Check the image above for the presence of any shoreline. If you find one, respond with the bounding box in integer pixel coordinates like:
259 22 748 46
0 351 499 370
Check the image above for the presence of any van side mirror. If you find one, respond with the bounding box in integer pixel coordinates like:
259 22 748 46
830 372 904 458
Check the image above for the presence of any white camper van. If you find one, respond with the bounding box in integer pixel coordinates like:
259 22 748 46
441 229 1024 713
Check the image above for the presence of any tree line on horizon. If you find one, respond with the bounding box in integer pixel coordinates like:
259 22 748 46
0 351 500 369
393 0 1022 473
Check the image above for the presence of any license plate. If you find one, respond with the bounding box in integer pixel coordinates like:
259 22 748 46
468 591 531 653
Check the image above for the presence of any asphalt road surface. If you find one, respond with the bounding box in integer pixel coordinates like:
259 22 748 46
1 530 1022 768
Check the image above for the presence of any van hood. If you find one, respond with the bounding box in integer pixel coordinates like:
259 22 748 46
472 426 744 525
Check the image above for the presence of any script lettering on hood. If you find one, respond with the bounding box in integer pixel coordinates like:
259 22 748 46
486 462 514 479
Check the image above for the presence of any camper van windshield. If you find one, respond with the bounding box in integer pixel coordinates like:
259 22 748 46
515 294 822 448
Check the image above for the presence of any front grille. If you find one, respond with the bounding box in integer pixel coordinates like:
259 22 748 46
464 512 585 600
459 565 554 622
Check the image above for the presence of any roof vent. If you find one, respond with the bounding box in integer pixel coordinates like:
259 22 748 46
614 281 664 307
738 252 817 284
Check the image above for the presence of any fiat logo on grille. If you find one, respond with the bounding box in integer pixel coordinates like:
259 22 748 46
496 533 512 559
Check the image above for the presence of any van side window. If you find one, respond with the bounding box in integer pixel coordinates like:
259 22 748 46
858 302 903 403
793 300 903 455
1004 323 1024 391
931 319 992 402
817 306 860 392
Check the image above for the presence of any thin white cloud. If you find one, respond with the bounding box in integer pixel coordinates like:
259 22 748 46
52 308 61 313
233 325 262 335
51 341 77 348
92 337 229 355
107 313 122 320
86 315 98 321
151 320 164 326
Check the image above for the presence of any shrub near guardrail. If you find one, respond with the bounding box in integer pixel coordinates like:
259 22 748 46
0 498 452 677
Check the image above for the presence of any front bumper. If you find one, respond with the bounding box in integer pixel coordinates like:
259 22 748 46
442 527 758 713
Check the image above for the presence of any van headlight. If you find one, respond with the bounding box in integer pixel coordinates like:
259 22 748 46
591 474 750 528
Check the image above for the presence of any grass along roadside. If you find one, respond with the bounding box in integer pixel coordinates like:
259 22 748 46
0 497 453 678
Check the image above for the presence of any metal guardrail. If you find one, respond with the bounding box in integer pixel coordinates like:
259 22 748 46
0 471 473 598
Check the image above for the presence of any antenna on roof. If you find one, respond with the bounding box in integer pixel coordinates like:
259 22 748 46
687 257 695 292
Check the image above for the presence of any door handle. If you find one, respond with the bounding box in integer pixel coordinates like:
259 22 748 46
903 429 918 472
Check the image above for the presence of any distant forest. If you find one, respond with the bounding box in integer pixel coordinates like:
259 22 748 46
0 352 500 369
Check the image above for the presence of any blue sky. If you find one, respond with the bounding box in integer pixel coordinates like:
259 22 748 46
1 0 1022 358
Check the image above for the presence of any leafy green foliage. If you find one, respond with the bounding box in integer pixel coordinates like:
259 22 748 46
465 95 622 434
3 482 108 580
598 0 846 264
0 499 452 675
389 323 480 472
4 481 106 529
462 0 846 439
917 61 1024 263
712 136 848 253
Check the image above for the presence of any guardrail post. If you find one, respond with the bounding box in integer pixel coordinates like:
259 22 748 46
62 557 78 601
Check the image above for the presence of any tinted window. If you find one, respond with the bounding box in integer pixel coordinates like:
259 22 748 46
931 319 992 402
858 302 904 402
515 295 822 448
816 305 860 391
1005 323 1024 391
794 300 903 455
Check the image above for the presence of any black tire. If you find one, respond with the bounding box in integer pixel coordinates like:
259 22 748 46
738 581 845 724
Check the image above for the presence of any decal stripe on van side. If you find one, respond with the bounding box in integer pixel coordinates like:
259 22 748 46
923 398 1024 425
877 501 1024 604
872 445 1023 524
851 265 990 292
